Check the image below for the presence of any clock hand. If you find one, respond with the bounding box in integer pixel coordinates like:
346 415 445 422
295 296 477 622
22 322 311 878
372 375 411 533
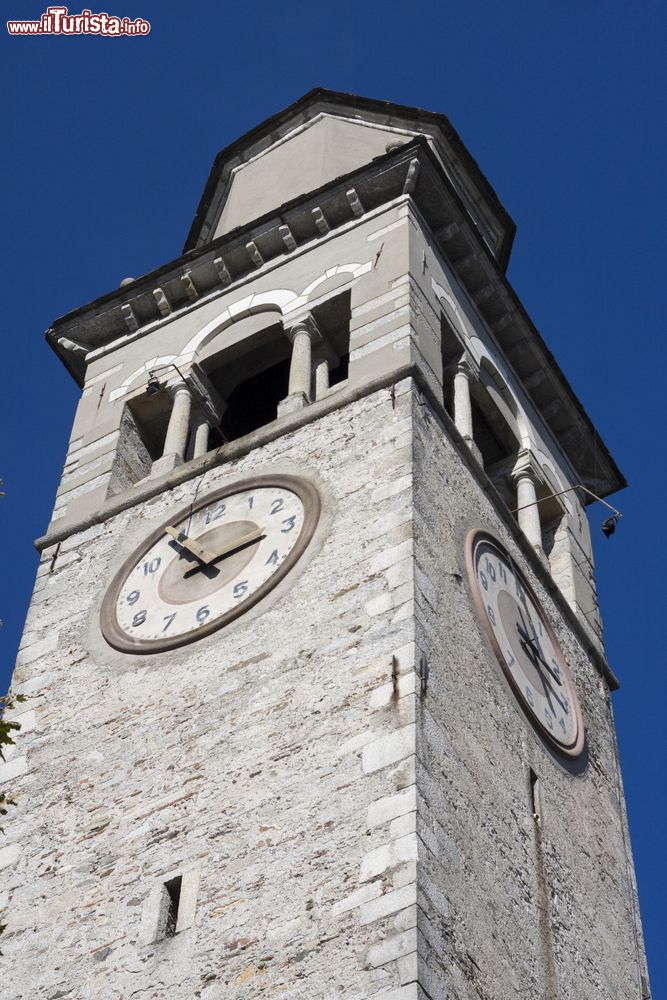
209 527 265 561
182 527 265 579
517 627 570 716
519 599 547 661
164 526 217 565
516 625 563 686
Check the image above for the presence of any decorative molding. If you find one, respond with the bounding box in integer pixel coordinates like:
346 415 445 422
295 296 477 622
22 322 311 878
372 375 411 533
311 206 329 234
402 158 420 196
245 241 264 268
57 336 87 358
346 188 364 218
181 273 199 302
121 303 139 332
278 224 297 252
213 256 232 285
153 288 171 317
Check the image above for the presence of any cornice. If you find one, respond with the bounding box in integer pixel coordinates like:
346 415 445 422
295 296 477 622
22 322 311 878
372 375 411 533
46 138 625 499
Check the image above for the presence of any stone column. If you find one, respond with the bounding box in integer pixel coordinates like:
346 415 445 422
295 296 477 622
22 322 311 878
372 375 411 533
278 316 321 416
314 357 330 399
453 360 474 441
163 381 192 459
453 359 482 464
288 323 313 398
513 457 543 553
151 379 192 476
192 416 210 459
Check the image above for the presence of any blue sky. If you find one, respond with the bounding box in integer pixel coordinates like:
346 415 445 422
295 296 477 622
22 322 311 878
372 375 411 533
1 0 665 991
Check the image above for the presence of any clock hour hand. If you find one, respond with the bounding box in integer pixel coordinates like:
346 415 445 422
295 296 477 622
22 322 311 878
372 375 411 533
182 527 266 579
164 526 218 565
517 623 563 686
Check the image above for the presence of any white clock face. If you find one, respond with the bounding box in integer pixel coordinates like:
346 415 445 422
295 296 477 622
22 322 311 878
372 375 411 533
101 476 319 652
467 532 584 757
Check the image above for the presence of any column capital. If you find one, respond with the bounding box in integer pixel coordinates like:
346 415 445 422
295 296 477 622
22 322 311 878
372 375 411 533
283 312 323 346
455 355 475 380
511 448 542 484
166 377 190 397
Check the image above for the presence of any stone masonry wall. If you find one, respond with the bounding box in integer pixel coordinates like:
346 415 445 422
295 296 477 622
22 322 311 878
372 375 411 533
410 392 647 999
3 381 425 1000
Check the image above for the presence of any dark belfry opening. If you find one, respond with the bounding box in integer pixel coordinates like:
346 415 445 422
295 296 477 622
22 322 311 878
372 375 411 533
539 491 568 562
440 311 463 417
163 875 182 938
107 395 172 496
203 319 291 443
201 291 352 444
126 393 172 461
469 373 519 474
220 356 291 441
469 388 521 514
470 396 515 470
310 289 352 388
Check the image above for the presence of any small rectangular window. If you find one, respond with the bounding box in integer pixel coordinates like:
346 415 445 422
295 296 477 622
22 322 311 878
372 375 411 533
162 875 182 938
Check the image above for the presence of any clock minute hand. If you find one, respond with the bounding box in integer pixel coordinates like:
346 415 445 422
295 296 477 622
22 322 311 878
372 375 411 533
210 527 265 561
516 624 563 686
164 526 218 565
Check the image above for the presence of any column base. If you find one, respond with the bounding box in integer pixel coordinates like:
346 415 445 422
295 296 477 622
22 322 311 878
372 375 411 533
277 392 309 417
151 453 183 478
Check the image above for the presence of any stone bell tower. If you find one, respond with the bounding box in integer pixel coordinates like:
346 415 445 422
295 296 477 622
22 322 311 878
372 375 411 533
3 90 650 999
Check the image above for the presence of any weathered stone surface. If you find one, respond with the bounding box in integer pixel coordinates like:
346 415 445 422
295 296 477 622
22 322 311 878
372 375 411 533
5 94 648 1000
3 387 421 999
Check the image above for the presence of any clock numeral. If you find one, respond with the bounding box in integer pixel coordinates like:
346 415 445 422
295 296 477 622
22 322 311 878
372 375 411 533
498 562 508 584
525 686 535 707
265 549 279 565
143 557 161 576
506 651 516 667
205 501 226 524
487 604 496 626
559 717 567 734
281 515 296 533
132 610 147 627
516 581 525 602
550 659 561 682
233 580 249 599
196 605 210 624
270 497 284 515
247 495 254 510
484 558 496 582
544 709 555 731
162 613 177 631
480 571 488 592
126 590 140 605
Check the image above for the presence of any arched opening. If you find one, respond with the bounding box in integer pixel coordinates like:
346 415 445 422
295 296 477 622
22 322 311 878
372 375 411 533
198 312 291 443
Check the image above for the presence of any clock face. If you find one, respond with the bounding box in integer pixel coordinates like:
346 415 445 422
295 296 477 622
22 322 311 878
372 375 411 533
465 531 585 758
101 475 320 653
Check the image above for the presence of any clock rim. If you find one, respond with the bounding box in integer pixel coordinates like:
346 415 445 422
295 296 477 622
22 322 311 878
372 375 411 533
464 528 585 759
100 474 321 654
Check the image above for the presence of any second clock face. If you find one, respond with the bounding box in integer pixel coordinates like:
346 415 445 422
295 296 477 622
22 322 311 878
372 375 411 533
101 475 320 653
466 531 585 758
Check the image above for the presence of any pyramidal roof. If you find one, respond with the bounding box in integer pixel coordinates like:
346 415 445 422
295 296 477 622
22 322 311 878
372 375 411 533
185 88 516 269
